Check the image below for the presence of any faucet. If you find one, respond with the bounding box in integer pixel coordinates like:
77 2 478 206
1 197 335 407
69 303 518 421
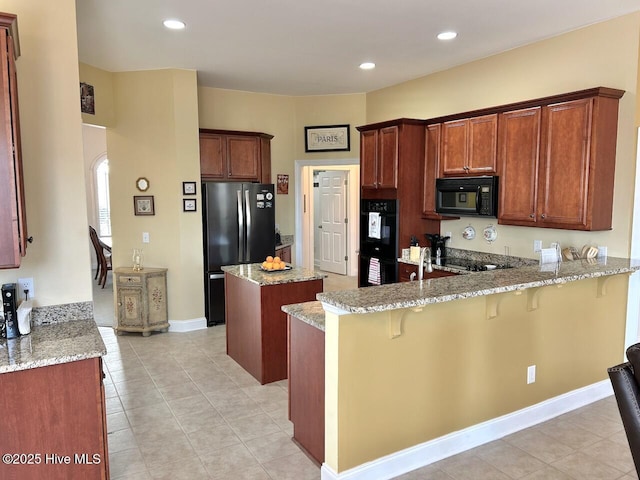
418 247 432 281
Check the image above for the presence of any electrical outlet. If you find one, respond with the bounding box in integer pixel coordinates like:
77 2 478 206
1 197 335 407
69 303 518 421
527 365 536 384
142 232 150 243
17 277 34 301
445 232 452 245
533 240 542 253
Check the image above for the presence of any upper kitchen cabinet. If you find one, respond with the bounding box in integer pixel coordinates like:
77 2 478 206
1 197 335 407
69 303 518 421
440 114 497 176
359 125 399 189
0 14 27 269
422 123 459 220
199 129 273 183
357 118 426 196
498 88 624 230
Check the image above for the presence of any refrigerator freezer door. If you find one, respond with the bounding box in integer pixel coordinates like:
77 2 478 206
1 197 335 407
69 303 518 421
244 183 276 263
206 272 226 326
203 182 243 271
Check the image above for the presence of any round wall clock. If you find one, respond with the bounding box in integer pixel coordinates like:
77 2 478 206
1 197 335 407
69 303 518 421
136 177 149 192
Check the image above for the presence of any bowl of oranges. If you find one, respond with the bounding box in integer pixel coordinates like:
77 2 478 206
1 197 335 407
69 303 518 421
261 255 290 272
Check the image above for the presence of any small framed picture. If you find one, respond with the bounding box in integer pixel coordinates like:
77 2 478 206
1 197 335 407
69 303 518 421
183 198 197 212
134 196 154 216
183 181 196 195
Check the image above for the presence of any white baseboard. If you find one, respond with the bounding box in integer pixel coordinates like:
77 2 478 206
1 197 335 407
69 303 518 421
321 380 613 480
168 317 208 332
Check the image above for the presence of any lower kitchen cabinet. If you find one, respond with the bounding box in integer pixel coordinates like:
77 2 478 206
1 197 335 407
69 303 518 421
275 244 291 263
0 358 109 479
115 267 169 336
399 263 458 282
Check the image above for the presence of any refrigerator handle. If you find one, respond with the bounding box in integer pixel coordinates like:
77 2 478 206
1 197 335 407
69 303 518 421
245 189 251 261
237 189 244 263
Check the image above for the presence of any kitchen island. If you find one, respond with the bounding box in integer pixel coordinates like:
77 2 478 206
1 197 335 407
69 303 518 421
0 318 109 480
222 263 324 384
295 257 640 480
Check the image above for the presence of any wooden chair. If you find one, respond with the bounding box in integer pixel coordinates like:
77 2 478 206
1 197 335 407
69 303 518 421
89 226 112 288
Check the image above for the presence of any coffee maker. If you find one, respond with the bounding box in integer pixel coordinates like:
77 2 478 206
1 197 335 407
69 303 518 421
425 233 450 259
1 283 20 339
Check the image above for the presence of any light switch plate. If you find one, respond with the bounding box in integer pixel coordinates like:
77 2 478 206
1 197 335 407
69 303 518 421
142 232 150 243
533 240 542 253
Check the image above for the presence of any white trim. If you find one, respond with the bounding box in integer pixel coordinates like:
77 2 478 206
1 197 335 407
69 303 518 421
625 126 640 352
320 380 613 480
168 317 208 332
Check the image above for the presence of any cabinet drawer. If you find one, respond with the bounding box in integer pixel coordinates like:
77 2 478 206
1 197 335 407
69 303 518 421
118 275 141 284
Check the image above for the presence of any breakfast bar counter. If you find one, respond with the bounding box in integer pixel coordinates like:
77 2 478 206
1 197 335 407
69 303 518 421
222 264 324 384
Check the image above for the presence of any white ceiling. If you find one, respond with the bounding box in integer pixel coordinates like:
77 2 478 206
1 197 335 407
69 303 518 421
75 0 640 96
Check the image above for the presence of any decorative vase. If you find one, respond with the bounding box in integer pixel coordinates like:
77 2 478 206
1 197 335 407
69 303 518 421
132 248 144 271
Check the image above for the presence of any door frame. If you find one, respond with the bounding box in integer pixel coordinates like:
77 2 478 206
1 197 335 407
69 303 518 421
295 158 359 276
626 127 640 350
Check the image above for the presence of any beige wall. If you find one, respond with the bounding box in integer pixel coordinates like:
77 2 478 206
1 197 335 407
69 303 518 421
366 13 640 259
79 62 115 127
0 0 92 307
325 275 629 472
197 89 366 251
107 69 203 321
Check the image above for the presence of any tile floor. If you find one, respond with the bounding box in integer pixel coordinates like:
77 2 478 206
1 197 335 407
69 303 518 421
95 271 638 479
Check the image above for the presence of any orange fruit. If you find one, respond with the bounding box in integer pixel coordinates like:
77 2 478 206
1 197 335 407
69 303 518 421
266 255 274 263
274 256 281 263
265 262 274 270
261 261 268 269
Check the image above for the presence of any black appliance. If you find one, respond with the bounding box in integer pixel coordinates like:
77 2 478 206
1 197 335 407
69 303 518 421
202 182 275 326
1 283 19 339
435 176 499 217
425 233 450 258
359 199 398 287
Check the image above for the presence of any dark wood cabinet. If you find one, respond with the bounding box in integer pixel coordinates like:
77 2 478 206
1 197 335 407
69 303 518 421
199 129 272 183
498 88 623 230
441 114 497 176
275 244 291 263
360 125 398 189
422 123 459 220
497 107 542 225
0 14 27 269
0 358 109 479
399 262 458 282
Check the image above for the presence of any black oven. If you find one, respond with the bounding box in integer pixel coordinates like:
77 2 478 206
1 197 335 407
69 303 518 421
435 176 499 217
359 199 398 287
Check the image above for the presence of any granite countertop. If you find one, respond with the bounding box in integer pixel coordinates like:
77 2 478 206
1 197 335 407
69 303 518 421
282 301 326 331
318 257 640 314
0 318 107 374
222 263 325 286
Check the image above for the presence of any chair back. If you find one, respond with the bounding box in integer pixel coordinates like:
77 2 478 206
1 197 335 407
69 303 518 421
608 343 640 475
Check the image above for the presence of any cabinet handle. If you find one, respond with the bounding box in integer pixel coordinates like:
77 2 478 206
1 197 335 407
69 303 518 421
529 214 535 218
541 214 546 219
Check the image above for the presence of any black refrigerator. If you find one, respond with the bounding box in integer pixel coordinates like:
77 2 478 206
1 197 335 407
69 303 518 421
202 182 275 326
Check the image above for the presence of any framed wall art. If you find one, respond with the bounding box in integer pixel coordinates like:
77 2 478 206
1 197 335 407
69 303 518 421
134 196 155 216
183 198 197 212
304 124 350 152
182 181 196 195
80 82 95 115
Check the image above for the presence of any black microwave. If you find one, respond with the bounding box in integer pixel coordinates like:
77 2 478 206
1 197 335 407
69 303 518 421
435 176 499 217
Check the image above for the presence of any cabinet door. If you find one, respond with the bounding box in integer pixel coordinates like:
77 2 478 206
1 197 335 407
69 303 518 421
422 124 441 217
199 133 225 179
498 107 541 226
117 287 144 329
468 114 497 173
377 126 398 188
399 263 418 282
360 129 378 188
146 274 168 327
227 135 260 181
538 98 592 229
0 28 23 269
441 119 468 175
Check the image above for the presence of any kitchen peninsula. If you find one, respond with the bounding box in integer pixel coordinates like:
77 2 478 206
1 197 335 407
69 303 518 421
223 264 324 384
294 258 640 479
0 319 108 479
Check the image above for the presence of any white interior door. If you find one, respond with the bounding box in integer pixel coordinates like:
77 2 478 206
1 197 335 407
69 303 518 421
318 171 348 274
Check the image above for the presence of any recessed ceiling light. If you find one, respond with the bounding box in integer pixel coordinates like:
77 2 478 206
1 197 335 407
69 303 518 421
163 19 186 30
359 62 376 70
437 31 457 40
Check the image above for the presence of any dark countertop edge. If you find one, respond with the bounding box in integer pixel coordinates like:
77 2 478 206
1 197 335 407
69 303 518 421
318 259 640 314
0 319 107 375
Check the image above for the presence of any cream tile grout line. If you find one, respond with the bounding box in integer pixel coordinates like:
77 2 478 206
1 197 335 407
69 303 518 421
103 328 298 479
